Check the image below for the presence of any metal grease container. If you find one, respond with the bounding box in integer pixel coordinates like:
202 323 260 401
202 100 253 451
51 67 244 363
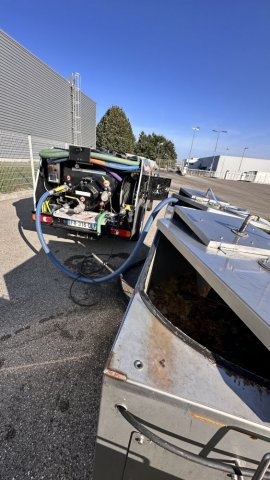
94 205 270 480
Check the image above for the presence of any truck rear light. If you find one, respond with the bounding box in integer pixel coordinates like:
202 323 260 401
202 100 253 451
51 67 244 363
41 215 53 223
32 213 53 224
110 228 131 238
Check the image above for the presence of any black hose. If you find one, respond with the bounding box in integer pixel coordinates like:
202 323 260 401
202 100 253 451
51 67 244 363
117 405 270 479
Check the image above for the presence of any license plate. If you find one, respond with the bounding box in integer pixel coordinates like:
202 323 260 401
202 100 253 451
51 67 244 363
67 219 97 231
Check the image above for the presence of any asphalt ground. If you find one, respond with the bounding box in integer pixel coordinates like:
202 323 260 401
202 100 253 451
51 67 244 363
167 171 270 218
0 175 269 479
0 191 150 480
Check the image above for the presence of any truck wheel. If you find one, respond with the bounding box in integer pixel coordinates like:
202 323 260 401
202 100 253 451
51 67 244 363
146 199 153 211
131 205 145 241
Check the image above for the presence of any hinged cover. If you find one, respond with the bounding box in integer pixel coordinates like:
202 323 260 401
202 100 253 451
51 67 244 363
174 206 270 255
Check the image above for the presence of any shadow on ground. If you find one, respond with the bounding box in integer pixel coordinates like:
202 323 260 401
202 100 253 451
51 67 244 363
0 197 149 479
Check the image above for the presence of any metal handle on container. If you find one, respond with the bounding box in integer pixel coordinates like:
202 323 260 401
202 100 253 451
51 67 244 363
117 405 270 480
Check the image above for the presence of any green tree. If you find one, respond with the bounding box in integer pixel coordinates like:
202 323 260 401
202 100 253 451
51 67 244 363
96 106 135 153
135 132 177 167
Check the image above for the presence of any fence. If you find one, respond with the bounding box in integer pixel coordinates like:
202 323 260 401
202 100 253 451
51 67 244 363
186 168 270 184
187 169 242 180
0 129 68 194
187 169 217 178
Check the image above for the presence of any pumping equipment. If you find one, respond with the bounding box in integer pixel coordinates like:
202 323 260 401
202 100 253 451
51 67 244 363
33 145 171 241
35 189 178 283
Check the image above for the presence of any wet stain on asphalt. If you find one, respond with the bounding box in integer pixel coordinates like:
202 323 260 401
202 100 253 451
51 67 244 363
39 309 77 325
75 330 85 341
39 314 56 324
63 255 85 270
58 398 70 413
5 424 16 441
0 334 11 342
54 323 74 340
14 325 30 334
55 393 70 413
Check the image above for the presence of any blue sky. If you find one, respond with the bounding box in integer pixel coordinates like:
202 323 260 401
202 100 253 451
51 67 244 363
2 0 270 159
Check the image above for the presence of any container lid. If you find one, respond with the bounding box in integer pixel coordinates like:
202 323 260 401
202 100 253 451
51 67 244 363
174 206 270 255
180 187 229 205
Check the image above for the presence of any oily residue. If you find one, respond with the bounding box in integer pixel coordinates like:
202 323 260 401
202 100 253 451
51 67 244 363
147 314 175 390
149 273 270 381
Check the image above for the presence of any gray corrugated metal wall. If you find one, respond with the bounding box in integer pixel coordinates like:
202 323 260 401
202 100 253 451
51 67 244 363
0 30 96 147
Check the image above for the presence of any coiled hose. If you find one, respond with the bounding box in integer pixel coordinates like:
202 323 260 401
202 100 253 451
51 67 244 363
35 189 178 284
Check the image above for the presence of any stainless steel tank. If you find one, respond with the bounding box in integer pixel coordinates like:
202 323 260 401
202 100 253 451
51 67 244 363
93 203 270 480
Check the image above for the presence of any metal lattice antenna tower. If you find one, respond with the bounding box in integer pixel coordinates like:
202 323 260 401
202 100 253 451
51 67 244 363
70 72 82 146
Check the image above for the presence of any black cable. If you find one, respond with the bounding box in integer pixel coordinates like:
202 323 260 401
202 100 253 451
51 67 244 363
69 256 98 307
69 251 114 307
69 251 147 307
67 197 146 308
117 406 270 479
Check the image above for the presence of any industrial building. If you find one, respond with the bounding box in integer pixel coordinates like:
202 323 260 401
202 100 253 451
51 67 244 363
0 29 96 157
186 155 270 182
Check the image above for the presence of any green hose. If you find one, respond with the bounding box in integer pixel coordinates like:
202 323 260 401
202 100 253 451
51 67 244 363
39 148 140 166
96 211 106 236
39 148 69 159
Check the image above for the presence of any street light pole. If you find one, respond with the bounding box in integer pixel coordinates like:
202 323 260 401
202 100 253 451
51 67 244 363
187 126 200 168
210 129 227 172
238 147 248 173
220 147 229 176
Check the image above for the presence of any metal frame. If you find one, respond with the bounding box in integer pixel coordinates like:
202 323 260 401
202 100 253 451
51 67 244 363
117 406 270 479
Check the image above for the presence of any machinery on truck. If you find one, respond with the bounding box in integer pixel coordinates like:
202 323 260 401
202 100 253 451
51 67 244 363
33 145 171 240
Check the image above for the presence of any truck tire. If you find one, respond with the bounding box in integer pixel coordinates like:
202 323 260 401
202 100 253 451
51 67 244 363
131 205 145 241
146 199 153 211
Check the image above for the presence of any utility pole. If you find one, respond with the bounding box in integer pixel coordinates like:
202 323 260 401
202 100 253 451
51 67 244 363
156 142 164 169
210 129 227 172
187 126 200 168
238 147 249 173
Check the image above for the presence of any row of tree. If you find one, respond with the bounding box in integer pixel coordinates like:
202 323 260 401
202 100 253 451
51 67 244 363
96 106 177 166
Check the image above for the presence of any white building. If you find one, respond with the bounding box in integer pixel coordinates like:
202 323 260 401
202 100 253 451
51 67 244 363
186 155 270 182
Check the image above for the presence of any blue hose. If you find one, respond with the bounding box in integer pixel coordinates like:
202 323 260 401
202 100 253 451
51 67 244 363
36 190 178 284
98 161 139 171
49 157 139 171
